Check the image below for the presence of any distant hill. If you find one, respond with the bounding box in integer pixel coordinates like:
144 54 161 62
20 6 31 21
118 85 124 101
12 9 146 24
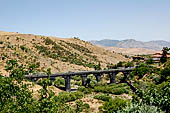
103 46 158 56
90 39 170 51
0 31 128 75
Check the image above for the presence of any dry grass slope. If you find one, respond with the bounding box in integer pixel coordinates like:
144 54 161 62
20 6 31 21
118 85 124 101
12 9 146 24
0 31 128 75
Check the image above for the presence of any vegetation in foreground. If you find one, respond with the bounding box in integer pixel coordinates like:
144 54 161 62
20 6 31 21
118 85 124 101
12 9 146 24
0 47 170 113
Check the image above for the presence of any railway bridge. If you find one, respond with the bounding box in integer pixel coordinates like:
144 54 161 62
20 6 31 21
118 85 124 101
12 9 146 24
24 67 135 92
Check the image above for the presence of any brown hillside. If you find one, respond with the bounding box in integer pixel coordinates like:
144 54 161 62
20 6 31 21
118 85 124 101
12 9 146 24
103 46 159 56
0 31 128 75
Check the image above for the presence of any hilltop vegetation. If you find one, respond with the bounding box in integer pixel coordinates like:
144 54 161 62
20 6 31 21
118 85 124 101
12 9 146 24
0 31 128 75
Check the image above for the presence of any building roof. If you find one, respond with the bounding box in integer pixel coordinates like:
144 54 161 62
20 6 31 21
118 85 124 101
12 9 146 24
152 52 170 58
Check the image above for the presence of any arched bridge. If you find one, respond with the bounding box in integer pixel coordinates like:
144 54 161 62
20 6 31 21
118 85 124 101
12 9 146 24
24 67 135 92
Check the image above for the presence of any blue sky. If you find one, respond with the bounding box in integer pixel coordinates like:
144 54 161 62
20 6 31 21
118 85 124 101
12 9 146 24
0 0 170 41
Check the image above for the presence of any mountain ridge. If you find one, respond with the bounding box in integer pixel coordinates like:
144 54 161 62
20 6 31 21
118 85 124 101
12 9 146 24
90 39 170 51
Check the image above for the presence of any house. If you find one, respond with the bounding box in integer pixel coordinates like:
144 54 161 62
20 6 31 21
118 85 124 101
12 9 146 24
152 52 170 63
132 56 145 61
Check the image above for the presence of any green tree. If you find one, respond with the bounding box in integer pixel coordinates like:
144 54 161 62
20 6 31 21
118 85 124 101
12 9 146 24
160 47 170 63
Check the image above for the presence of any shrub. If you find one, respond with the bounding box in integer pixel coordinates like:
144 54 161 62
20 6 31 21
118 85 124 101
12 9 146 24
99 97 130 113
134 82 170 112
0 41 3 44
146 58 154 64
56 91 84 103
125 62 134 68
78 86 92 94
75 100 90 113
72 75 81 81
131 63 152 79
44 37 55 45
54 77 65 87
94 94 112 101
20 45 28 52
118 103 164 113
94 83 130 95
160 61 170 83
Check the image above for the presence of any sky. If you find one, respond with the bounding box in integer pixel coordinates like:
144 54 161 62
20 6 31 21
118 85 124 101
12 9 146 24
0 0 170 41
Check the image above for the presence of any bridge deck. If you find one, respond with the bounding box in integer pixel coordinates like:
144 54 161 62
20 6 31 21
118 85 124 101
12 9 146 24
24 67 135 78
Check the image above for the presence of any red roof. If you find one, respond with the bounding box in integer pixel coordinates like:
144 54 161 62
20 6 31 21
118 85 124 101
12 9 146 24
167 54 170 58
152 55 162 58
152 53 170 58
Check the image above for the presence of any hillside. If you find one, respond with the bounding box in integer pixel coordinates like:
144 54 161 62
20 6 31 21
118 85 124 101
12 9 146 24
90 39 170 51
103 46 158 55
0 31 128 75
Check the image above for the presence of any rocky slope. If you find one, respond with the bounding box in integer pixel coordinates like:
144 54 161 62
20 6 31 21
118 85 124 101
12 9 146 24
0 31 128 75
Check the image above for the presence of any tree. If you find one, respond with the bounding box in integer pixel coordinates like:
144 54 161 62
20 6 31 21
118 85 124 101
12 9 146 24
160 47 170 63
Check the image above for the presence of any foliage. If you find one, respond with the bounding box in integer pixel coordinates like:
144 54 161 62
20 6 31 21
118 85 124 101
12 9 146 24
99 97 130 113
75 100 90 113
44 37 55 45
160 47 170 63
125 62 134 68
130 63 152 79
94 62 102 70
0 60 84 113
133 82 170 112
94 83 131 95
78 86 92 94
72 75 81 81
54 77 65 87
20 45 28 52
0 76 36 113
0 41 3 44
118 103 164 113
160 61 170 83
56 91 84 103
34 42 97 68
94 94 112 101
146 58 154 64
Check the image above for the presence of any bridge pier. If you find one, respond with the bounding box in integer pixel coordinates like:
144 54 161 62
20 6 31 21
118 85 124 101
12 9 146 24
81 75 87 86
31 78 39 82
95 74 102 82
50 77 56 81
121 71 130 83
109 72 118 84
64 75 71 92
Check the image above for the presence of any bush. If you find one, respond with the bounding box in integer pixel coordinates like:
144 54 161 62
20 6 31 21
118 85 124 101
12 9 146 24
99 97 130 113
54 77 65 87
134 82 170 112
146 58 154 64
0 60 85 112
72 75 81 81
56 91 84 103
160 61 170 83
0 41 3 44
125 62 134 68
44 37 55 45
131 63 152 79
118 103 164 113
78 86 92 94
94 83 130 95
94 94 112 101
75 100 90 113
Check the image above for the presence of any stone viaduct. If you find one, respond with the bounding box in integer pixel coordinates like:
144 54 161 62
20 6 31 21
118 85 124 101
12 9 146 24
24 67 135 92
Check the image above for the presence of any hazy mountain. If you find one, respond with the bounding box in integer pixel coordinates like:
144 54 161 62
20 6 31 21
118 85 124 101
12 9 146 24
90 39 170 50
